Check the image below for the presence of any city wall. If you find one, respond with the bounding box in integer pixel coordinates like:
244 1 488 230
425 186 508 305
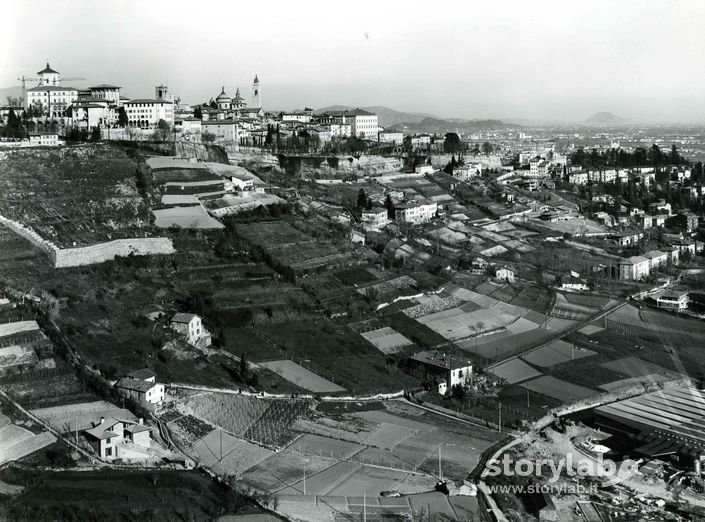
227 150 402 176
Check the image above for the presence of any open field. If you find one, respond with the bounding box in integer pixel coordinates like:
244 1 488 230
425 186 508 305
31 400 137 432
601 356 684 379
153 205 224 229
488 358 543 384
191 429 274 475
0 414 57 466
241 450 339 492
0 466 261 521
519 376 597 401
0 145 153 247
259 360 346 393
521 340 597 367
360 327 413 354
289 433 365 460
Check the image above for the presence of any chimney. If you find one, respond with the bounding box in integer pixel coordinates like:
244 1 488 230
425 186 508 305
138 417 143 425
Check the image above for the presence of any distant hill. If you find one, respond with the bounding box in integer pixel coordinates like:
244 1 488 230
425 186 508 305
316 105 437 127
388 116 520 134
585 112 626 124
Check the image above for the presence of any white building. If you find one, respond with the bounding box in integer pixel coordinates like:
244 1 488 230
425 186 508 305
281 111 311 123
378 131 404 145
170 313 210 347
115 368 165 407
415 164 435 175
230 173 254 190
656 291 689 312
618 256 650 281
495 267 515 283
643 250 668 270
201 119 238 142
395 200 437 224
453 163 482 181
124 98 174 128
529 159 549 178
28 133 59 147
410 350 472 396
568 172 588 185
361 207 390 230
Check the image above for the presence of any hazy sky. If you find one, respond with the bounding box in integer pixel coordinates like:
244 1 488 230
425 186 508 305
2 0 704 122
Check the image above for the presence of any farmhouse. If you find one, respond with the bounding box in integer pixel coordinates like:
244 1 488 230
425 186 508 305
170 313 211 347
84 416 152 460
495 267 515 283
115 368 165 407
409 350 472 395
643 250 667 270
656 290 688 311
559 274 589 291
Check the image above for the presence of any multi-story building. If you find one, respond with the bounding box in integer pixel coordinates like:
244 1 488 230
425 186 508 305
394 200 437 224
378 131 404 145
618 256 650 280
361 207 390 230
26 63 79 120
656 290 689 311
317 109 378 139
568 172 588 185
123 98 174 128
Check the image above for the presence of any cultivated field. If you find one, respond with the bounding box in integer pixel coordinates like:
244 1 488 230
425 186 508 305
0 414 56 466
152 205 224 229
489 358 543 384
259 360 346 393
601 356 684 379
191 429 274 475
521 340 597 367
0 145 153 247
519 376 597 401
359 327 413 355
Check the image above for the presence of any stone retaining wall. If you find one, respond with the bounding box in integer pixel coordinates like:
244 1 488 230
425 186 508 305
1 213 175 268
52 238 176 268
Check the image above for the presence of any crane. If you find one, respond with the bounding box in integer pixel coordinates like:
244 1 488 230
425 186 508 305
17 75 86 109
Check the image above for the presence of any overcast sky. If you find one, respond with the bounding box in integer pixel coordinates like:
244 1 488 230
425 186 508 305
2 0 704 122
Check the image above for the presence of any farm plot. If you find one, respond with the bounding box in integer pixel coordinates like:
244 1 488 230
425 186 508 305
0 416 57 466
360 327 413 355
241 450 338 493
0 321 40 339
146 157 210 171
578 324 605 336
152 205 224 229
289 434 365 460
519 376 597 402
402 294 466 319
259 360 345 393
416 307 519 342
601 356 684 379
276 460 361 495
522 340 596 368
0 145 153 247
599 374 675 392
182 393 270 436
0 345 39 370
31 401 137 433
488 359 543 384
324 466 434 497
191 430 274 475
204 193 286 216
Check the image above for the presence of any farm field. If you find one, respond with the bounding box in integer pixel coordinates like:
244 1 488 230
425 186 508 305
601 356 685 379
31 400 137 433
258 360 346 393
578 324 605 336
190 429 274 475
521 340 597 367
359 327 413 354
488 358 543 384
152 205 224 229
324 466 432 497
0 145 153 247
241 450 338 493
519 376 597 401
176 391 313 447
289 433 365 460
0 414 56 466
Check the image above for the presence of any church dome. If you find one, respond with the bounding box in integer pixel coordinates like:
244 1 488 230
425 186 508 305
215 87 231 103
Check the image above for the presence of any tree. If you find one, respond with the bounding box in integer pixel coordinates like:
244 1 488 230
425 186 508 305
481 142 493 155
240 354 248 378
451 383 466 400
117 106 128 127
444 132 461 154
89 126 101 142
357 188 367 209
201 131 216 144
402 135 413 153
384 194 395 219
193 105 202 120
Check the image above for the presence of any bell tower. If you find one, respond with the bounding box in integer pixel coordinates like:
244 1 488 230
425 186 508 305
252 74 261 109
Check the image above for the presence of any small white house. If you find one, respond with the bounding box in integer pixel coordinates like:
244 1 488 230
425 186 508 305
115 368 165 407
84 416 152 460
415 164 435 175
495 267 515 283
28 133 59 147
657 291 689 311
170 313 211 347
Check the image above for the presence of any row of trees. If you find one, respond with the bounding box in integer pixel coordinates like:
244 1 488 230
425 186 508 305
571 144 687 169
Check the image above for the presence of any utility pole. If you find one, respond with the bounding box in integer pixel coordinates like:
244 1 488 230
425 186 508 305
498 403 502 433
438 444 442 482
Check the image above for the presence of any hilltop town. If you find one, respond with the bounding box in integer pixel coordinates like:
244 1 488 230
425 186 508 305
1 61 705 521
